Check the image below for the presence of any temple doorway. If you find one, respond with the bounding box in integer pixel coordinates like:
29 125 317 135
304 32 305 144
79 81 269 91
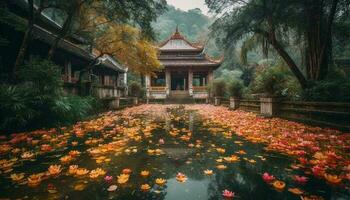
171 71 188 91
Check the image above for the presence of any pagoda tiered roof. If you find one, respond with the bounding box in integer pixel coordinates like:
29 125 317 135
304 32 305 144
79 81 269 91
158 27 223 68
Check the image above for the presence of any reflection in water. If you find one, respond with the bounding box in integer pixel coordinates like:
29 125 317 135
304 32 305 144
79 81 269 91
166 178 210 200
0 106 349 200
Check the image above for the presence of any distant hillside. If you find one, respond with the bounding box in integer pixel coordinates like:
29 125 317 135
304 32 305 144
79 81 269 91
153 6 210 43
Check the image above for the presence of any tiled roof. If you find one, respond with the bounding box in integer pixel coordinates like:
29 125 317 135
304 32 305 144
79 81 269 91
159 57 221 68
159 27 203 52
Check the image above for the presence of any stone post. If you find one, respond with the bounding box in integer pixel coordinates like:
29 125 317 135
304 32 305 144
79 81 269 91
165 69 171 97
260 97 279 117
145 75 151 98
188 68 193 96
132 97 138 105
214 97 221 106
109 97 120 109
229 97 240 110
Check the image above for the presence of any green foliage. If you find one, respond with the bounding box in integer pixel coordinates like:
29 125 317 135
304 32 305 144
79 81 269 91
0 59 99 133
211 79 227 97
129 82 142 97
251 65 301 98
228 80 244 98
303 68 350 102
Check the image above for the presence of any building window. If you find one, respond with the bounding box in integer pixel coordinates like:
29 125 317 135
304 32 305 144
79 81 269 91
193 72 207 86
151 72 166 86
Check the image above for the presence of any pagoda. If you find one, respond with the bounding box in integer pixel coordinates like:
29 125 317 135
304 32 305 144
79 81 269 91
145 27 222 100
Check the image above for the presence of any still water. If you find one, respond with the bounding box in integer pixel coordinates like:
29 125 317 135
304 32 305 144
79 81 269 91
0 106 349 200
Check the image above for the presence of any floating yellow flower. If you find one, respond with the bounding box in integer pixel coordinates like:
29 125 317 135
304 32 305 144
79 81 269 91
117 174 129 184
21 151 34 159
288 188 304 195
60 155 73 163
204 169 213 175
324 173 342 184
237 150 247 155
176 172 187 183
68 150 81 157
155 178 166 186
10 173 25 182
140 184 151 191
48 165 62 176
76 168 89 176
216 148 226 154
27 174 42 187
140 170 150 177
71 141 78 146
216 165 227 170
89 168 106 179
68 165 78 175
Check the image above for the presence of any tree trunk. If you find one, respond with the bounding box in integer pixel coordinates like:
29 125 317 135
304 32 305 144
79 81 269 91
257 29 308 89
14 26 34 74
13 0 34 76
47 3 77 60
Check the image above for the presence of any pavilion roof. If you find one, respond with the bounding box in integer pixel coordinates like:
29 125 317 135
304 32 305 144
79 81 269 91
159 55 223 68
158 27 204 52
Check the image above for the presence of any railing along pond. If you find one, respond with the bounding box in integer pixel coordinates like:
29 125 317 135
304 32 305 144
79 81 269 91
213 97 350 132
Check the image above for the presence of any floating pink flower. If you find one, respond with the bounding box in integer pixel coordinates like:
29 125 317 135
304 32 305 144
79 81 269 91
104 175 113 182
312 165 324 177
222 189 235 198
293 175 308 184
262 172 275 183
159 139 165 145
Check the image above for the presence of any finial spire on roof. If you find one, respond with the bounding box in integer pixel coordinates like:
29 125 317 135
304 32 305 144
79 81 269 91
176 25 179 33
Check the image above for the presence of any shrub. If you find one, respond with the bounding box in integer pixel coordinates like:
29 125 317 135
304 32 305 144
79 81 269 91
252 66 286 96
228 80 244 98
211 79 227 97
129 82 142 97
0 58 99 133
303 79 350 102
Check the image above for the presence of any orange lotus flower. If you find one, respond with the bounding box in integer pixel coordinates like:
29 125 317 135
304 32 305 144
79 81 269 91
10 173 25 182
217 164 227 170
60 155 73 163
21 151 34 159
68 150 81 157
48 165 62 176
122 168 132 174
204 169 213 175
216 148 226 154
324 173 342 184
140 170 150 177
140 184 151 191
41 144 52 152
155 178 166 186
89 168 106 179
27 174 42 187
68 165 78 175
76 168 89 176
288 188 304 195
272 180 286 191
176 172 187 183
117 174 129 184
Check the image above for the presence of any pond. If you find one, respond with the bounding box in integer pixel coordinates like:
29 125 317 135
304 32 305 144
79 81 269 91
0 105 349 200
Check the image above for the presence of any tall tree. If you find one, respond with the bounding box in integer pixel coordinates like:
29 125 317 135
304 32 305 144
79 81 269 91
206 0 350 89
47 0 167 58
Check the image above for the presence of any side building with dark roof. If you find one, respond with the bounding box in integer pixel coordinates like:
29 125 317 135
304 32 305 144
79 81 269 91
145 27 222 100
1 0 127 98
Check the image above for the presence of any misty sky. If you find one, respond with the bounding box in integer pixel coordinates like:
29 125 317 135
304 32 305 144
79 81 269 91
166 0 209 15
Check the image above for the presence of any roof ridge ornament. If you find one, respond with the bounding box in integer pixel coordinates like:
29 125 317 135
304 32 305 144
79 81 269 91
171 25 184 39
